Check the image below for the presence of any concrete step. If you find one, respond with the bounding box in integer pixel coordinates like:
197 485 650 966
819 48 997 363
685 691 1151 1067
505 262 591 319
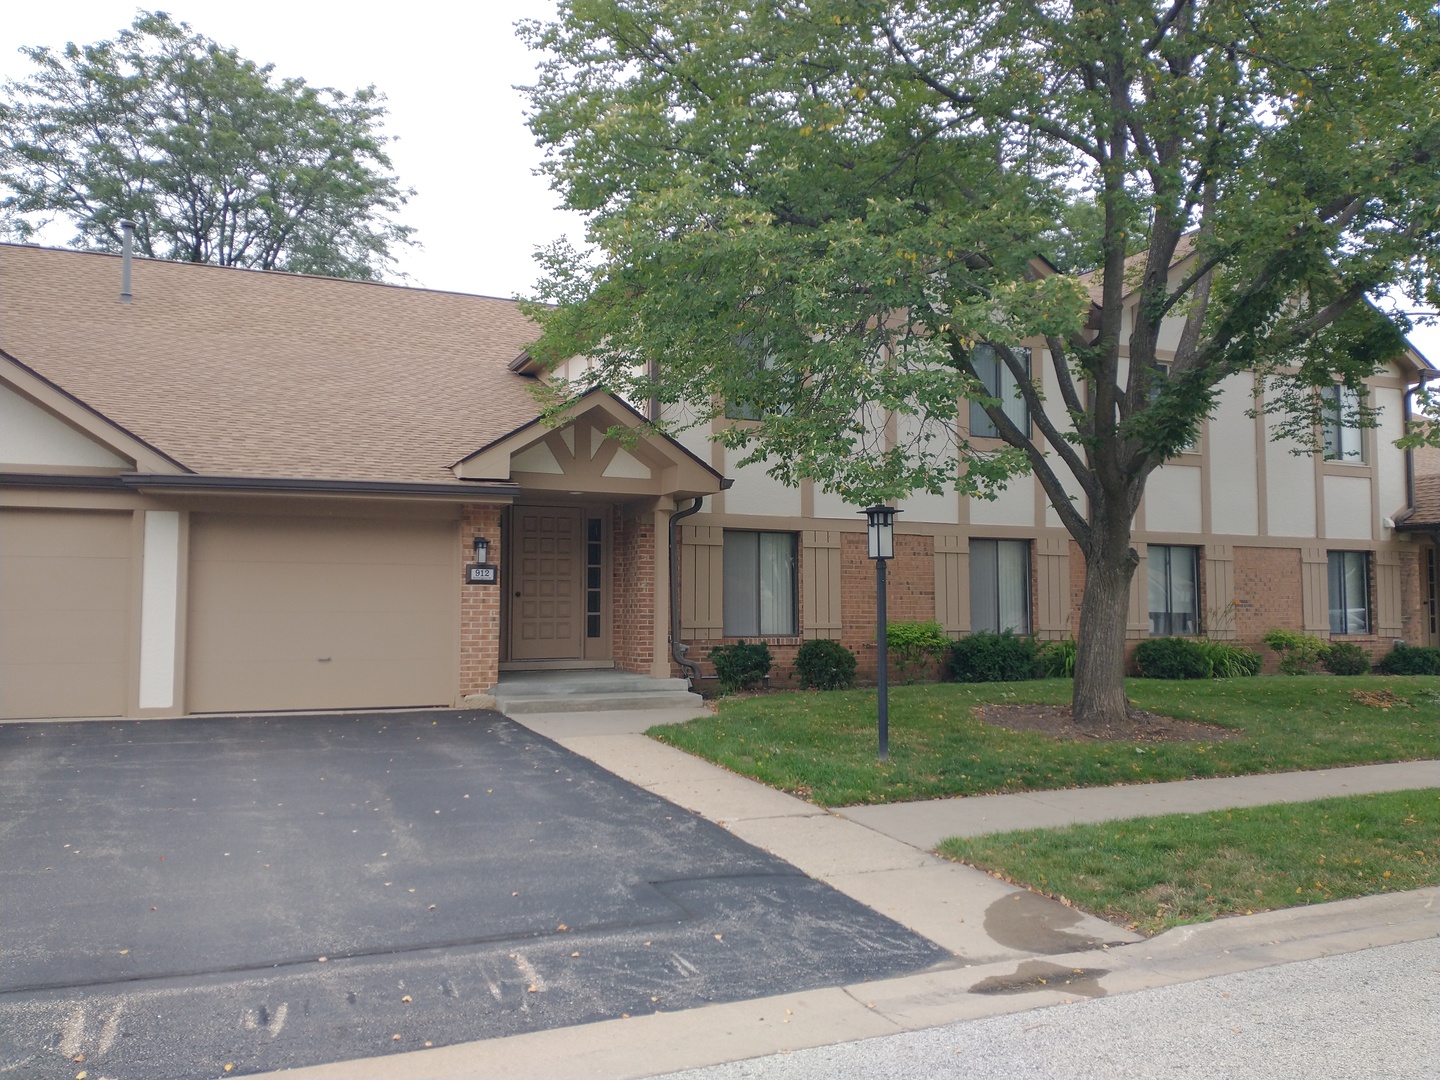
492 671 704 716
494 690 705 715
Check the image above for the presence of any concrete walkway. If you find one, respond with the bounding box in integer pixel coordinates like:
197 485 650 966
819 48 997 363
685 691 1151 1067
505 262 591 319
258 705 1439 1080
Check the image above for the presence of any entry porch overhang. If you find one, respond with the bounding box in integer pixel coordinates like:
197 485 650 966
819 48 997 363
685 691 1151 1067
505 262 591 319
450 390 728 502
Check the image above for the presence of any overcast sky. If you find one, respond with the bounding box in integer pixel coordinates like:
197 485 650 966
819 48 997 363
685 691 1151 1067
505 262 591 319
3 2 1436 363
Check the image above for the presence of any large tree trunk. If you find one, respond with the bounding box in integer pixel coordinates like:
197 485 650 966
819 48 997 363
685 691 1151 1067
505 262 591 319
1072 515 1140 728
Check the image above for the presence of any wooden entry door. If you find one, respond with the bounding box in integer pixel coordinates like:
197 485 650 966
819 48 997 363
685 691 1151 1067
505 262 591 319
511 507 585 660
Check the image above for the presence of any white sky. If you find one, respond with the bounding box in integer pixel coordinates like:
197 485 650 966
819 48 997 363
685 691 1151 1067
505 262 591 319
3 2 1436 363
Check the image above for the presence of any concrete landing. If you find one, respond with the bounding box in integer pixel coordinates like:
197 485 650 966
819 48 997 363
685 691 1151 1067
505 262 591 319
492 669 708 715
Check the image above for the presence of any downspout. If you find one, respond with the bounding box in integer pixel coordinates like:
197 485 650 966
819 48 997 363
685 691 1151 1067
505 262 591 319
668 495 706 685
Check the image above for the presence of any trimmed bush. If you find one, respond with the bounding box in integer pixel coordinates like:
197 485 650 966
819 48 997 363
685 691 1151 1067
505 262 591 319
1196 640 1263 678
1378 644 1440 676
1262 628 1329 675
794 638 858 690
708 640 773 693
1323 641 1372 676
1134 637 1213 679
886 619 951 683
947 631 1040 683
1036 638 1077 678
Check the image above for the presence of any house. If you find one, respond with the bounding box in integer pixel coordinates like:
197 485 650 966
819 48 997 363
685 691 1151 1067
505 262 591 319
0 243 724 719
1 241 1435 720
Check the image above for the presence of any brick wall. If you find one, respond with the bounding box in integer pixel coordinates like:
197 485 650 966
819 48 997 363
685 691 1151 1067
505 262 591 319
681 531 939 686
459 503 504 697
613 506 656 674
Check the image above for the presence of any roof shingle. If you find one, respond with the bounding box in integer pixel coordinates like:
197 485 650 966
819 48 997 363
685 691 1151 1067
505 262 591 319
0 244 544 483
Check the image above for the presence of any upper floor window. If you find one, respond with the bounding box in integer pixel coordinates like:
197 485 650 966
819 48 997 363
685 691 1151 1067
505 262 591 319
969 345 1031 438
970 538 1030 634
1321 385 1365 463
725 334 778 421
1328 551 1370 635
1148 545 1199 636
723 530 797 637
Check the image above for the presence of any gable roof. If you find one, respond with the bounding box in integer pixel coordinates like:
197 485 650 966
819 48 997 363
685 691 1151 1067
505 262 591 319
0 243 546 484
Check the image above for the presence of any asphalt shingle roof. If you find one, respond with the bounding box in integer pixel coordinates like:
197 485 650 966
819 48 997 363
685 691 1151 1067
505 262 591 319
0 243 544 483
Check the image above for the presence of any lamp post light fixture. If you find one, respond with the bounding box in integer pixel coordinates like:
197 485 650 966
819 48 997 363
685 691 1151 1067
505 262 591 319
861 505 900 761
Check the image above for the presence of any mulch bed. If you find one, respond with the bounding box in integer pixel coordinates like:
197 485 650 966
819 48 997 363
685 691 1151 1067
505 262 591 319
974 703 1238 743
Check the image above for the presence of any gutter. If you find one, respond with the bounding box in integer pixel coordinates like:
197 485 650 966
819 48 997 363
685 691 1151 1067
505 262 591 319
668 496 707 685
0 472 520 500
119 475 522 499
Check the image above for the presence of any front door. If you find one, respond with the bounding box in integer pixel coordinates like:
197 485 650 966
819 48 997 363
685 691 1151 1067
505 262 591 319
510 507 585 660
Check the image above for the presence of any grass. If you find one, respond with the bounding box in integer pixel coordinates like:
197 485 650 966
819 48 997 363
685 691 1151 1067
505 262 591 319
648 676 1439 806
937 789 1440 936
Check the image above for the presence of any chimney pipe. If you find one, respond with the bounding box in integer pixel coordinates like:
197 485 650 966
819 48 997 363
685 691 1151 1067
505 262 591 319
119 219 135 304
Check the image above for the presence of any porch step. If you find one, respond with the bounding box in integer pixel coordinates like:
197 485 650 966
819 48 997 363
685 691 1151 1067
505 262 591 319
492 671 705 716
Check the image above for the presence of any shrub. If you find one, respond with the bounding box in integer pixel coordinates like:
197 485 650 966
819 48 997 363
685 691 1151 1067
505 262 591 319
1196 640 1263 678
1378 644 1440 676
794 638 857 690
947 631 1040 683
1035 638 1077 678
1134 637 1213 679
1262 628 1329 675
1323 641 1372 676
708 640 773 693
886 620 951 683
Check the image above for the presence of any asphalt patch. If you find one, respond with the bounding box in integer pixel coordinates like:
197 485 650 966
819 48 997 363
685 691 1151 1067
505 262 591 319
0 711 948 1078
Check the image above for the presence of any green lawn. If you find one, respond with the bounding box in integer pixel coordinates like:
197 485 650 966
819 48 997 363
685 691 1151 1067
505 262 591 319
648 676 1439 806
938 789 1440 935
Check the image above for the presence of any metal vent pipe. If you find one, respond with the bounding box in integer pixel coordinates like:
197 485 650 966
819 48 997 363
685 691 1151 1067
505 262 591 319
119 219 135 303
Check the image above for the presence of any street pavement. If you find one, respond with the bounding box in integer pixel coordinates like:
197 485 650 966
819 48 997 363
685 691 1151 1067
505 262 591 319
641 936 1440 1080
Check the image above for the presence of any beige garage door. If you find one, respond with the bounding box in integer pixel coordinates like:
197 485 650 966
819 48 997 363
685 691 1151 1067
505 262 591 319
1 509 133 719
187 514 456 712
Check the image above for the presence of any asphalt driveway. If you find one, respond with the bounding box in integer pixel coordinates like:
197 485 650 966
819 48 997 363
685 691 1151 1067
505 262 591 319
0 711 947 1079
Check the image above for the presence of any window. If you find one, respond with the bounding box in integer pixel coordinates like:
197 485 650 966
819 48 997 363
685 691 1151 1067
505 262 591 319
585 518 603 639
969 345 1031 438
1328 551 1370 635
970 539 1030 633
725 334 778 421
1321 385 1364 462
1148 545 1199 636
723 531 797 637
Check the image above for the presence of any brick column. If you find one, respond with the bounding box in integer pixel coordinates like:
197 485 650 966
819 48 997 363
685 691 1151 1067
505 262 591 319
612 504 657 675
459 503 504 699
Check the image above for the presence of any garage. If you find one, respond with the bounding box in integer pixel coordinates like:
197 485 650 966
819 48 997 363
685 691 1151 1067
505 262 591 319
0 508 134 719
185 513 457 712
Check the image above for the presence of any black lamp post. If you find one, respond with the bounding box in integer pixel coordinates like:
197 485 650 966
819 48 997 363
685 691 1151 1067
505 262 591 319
862 505 900 762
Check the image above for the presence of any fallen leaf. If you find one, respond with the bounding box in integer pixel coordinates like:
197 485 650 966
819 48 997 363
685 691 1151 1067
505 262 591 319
714 934 723 942
401 995 412 1004
318 956 328 962
570 951 580 958
527 984 538 993
556 923 568 931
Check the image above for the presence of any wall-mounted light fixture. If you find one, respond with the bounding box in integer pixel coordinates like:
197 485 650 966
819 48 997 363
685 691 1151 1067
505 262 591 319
473 536 490 563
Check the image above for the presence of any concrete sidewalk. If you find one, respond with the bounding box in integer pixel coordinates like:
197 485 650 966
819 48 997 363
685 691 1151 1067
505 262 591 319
839 758 1440 849
260 707 1439 1080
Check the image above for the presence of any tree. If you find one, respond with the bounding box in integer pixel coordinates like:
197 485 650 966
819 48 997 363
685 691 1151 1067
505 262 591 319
0 11 414 279
518 0 1440 726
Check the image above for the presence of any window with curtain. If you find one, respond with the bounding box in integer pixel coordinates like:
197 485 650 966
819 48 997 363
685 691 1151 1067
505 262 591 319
1321 385 1365 462
723 531 797 637
970 538 1030 634
969 344 1031 438
1147 545 1199 635
1328 551 1370 634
